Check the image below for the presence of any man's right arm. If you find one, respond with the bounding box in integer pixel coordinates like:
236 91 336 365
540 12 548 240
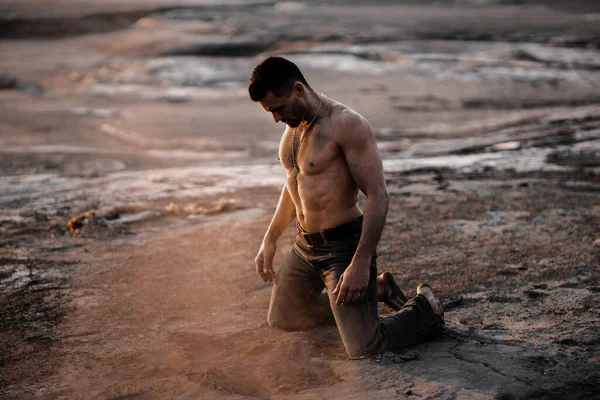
255 184 296 282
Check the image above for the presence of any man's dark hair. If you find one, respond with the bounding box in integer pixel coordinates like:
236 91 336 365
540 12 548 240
248 56 309 102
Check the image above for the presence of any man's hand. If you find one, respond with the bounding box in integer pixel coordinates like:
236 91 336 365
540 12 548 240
255 241 277 282
332 260 370 305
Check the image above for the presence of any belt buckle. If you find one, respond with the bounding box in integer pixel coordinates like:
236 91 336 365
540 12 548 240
301 232 314 247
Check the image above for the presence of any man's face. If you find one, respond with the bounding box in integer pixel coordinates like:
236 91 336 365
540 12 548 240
259 90 304 128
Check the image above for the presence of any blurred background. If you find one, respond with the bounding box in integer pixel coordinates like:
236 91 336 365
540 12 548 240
1 1 599 208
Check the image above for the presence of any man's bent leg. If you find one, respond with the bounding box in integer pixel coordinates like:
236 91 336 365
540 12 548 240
323 256 443 358
268 248 334 331
323 258 383 359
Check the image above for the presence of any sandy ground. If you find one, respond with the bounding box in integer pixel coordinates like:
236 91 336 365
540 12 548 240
1 1 600 399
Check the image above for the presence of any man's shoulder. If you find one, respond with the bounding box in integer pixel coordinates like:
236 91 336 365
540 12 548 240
328 102 371 144
328 100 366 125
330 102 368 131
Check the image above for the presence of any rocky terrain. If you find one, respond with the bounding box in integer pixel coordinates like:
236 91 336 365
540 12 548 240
1 1 599 398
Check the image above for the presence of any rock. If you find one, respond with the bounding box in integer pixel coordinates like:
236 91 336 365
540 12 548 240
497 265 527 276
444 296 464 311
0 73 18 89
488 141 521 152
524 289 548 300
135 17 159 30
488 295 521 303
397 352 419 362
556 337 578 346
163 38 274 57
66 209 126 238
547 148 600 167
437 182 450 190
497 269 520 276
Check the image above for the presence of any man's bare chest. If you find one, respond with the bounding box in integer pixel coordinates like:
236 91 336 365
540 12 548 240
279 124 339 176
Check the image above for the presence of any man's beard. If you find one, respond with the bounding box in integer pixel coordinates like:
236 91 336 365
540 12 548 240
285 120 301 128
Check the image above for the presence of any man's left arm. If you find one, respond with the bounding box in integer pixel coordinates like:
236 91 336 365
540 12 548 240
332 111 390 306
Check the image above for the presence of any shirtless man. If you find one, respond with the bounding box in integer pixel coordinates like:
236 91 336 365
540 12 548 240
249 56 444 358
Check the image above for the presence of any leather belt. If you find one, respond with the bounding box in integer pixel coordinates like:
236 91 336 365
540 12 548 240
297 217 362 247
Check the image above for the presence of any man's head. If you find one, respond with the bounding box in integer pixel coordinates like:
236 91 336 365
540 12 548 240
249 56 311 127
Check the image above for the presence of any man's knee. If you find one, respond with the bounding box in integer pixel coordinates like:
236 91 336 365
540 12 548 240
340 330 382 359
343 341 379 359
267 306 312 331
267 311 298 331
267 310 291 330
